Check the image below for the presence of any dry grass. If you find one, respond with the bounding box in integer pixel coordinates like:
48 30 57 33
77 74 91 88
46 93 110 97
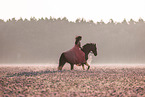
0 64 145 96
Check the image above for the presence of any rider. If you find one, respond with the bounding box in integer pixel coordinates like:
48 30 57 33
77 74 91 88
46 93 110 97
75 36 82 48
75 36 86 66
75 36 90 69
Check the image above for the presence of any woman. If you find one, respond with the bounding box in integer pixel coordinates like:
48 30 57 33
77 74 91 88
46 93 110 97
75 36 82 48
74 36 86 64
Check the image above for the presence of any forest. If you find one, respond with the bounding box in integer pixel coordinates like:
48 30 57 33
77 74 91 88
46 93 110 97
0 17 145 64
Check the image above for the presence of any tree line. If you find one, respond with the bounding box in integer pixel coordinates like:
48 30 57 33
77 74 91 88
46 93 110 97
0 17 145 25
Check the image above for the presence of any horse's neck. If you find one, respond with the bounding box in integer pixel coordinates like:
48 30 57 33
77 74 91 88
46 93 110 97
84 49 90 55
81 47 91 59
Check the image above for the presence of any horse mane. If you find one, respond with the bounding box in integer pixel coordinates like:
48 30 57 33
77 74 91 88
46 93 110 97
82 43 95 49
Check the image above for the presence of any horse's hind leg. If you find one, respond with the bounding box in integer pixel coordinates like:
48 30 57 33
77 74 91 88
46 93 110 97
85 62 90 70
58 53 66 71
58 60 66 71
82 64 85 70
70 64 74 70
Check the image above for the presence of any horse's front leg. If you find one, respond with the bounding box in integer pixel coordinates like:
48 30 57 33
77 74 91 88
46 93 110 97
85 62 90 70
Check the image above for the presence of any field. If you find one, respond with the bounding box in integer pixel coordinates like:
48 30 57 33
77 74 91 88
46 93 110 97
0 64 145 97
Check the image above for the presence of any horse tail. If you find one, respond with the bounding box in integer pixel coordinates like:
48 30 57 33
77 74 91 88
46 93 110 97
58 53 66 70
59 53 65 64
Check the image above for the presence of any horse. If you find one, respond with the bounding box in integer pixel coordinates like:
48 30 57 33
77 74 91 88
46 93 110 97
58 43 97 70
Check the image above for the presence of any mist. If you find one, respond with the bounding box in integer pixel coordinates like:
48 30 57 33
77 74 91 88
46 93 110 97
0 18 145 64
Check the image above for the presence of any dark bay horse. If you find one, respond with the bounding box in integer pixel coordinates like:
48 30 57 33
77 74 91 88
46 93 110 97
58 43 97 70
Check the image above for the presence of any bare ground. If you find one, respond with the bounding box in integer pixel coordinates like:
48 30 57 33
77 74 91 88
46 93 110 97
0 64 145 97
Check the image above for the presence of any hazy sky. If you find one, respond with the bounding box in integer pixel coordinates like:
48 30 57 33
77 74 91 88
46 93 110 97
0 0 145 22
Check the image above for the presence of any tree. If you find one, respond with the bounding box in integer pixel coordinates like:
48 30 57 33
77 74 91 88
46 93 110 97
17 17 23 22
108 19 114 24
30 17 37 22
129 19 135 25
122 18 128 25
40 17 45 20
100 19 105 25
50 16 53 20
75 18 81 23
80 18 86 23
24 18 29 22
0 19 4 23
12 18 16 22
57 17 61 21
138 18 144 23
62 17 68 21
45 17 49 21
88 20 94 23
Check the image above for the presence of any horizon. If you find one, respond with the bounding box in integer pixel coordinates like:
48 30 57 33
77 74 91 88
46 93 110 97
0 63 145 68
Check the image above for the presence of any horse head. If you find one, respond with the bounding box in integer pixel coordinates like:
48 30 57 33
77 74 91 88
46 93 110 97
90 43 97 56
82 43 97 57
